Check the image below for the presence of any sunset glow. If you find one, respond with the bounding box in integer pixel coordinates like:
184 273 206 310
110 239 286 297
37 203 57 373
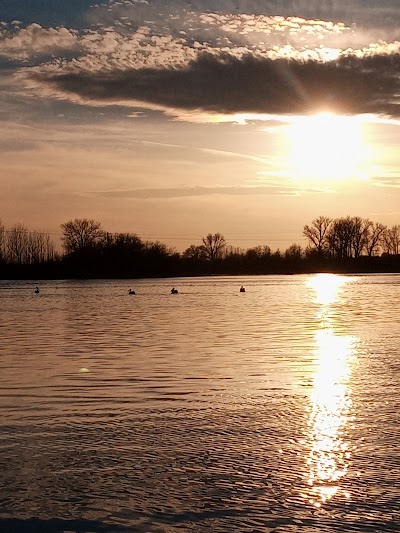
0 1 399 249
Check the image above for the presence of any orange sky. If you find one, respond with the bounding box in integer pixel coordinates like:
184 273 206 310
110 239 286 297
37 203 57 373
0 1 399 251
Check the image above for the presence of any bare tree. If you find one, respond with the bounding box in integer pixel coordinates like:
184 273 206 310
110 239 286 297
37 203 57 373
182 244 207 260
326 217 356 259
43 233 56 262
112 233 143 252
4 224 55 264
351 217 370 258
363 221 387 256
324 217 370 258
6 223 29 264
144 240 173 256
246 245 271 259
285 243 303 259
61 218 103 254
382 225 400 255
26 232 55 263
201 233 227 260
303 216 331 254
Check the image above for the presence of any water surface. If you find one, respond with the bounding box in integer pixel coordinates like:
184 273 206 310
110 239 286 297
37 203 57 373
1 275 400 532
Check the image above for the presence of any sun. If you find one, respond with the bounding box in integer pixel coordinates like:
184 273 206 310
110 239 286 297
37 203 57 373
285 113 370 184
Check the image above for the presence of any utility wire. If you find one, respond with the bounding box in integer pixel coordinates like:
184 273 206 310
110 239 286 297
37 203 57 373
1 229 304 243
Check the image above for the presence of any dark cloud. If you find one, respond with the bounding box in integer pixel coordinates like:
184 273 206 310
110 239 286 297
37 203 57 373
32 52 400 117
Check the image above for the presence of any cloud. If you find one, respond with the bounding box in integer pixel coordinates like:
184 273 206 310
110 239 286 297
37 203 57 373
4 3 400 123
0 23 79 61
27 51 400 118
88 0 400 30
92 185 301 199
371 176 400 189
84 8 400 61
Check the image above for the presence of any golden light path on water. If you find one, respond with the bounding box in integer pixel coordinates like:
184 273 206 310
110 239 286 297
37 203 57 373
304 274 359 507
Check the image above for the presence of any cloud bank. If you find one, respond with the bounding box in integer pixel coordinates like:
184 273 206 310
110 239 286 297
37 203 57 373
29 52 400 117
2 1 400 122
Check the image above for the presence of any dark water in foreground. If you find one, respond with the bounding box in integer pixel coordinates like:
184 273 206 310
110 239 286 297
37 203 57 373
1 275 400 532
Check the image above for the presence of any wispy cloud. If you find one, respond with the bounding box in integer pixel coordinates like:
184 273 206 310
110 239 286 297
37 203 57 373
140 140 272 164
370 176 400 189
91 181 330 199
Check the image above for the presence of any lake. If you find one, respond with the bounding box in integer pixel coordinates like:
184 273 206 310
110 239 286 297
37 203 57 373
1 274 400 532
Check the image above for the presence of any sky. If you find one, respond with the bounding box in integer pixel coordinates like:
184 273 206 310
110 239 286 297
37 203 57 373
0 0 399 252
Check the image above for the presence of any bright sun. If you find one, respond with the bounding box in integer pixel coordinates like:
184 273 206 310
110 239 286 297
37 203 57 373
285 113 369 183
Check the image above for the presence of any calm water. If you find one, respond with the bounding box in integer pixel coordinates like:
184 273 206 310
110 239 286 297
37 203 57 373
1 275 400 532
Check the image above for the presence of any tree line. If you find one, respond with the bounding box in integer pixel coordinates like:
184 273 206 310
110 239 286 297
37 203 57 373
303 216 400 258
0 216 399 279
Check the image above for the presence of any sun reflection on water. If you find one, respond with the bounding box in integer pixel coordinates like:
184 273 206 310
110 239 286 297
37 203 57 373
304 274 358 506
308 273 350 306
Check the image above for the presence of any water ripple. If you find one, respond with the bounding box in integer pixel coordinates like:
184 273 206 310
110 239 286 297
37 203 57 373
1 275 400 531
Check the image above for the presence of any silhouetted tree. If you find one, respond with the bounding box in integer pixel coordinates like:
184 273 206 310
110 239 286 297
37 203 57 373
201 233 227 260
303 216 331 255
225 245 244 256
112 233 143 251
27 232 55 264
284 243 304 271
61 218 104 254
99 232 144 276
6 223 30 264
326 216 362 259
351 217 370 258
285 243 303 259
182 244 207 260
364 221 387 256
382 225 400 255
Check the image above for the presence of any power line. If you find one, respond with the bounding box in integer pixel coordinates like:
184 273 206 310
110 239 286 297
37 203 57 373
1 229 304 243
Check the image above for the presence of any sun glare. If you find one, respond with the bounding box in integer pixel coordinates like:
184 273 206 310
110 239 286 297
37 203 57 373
302 274 358 507
307 273 349 306
285 113 370 184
